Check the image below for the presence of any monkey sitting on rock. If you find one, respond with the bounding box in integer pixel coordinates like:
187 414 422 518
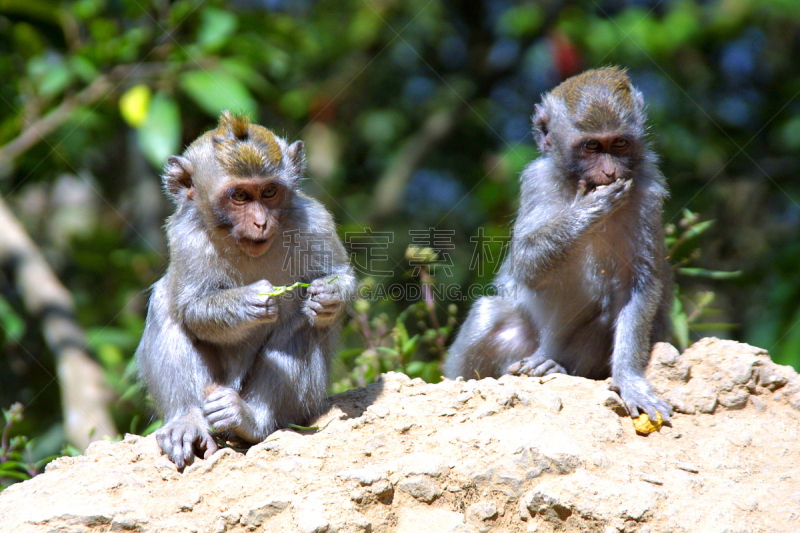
136 112 356 468
445 67 673 422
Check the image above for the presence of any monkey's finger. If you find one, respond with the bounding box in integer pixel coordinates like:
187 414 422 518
507 361 523 374
308 282 339 295
180 432 197 468
305 300 324 313
201 435 218 460
642 405 660 424
311 292 341 305
627 404 641 418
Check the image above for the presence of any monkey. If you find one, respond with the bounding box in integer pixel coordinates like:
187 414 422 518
135 111 356 468
444 67 673 422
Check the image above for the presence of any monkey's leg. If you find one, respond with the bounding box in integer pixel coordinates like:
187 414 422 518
204 324 335 442
137 281 218 468
445 297 538 380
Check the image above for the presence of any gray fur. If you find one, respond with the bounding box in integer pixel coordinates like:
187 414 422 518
445 70 672 422
136 130 356 468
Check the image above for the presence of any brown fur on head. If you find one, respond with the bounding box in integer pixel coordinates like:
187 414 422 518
533 66 647 190
551 66 638 133
212 111 284 176
163 112 306 258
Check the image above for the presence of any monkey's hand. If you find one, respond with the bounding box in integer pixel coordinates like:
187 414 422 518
303 278 346 327
203 386 260 444
507 355 566 377
245 280 279 324
615 378 673 424
155 416 218 470
577 178 633 221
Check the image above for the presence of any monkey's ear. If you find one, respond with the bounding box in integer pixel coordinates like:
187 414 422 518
164 156 195 200
287 140 306 175
532 104 552 154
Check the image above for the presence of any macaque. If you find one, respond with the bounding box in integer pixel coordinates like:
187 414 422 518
445 67 673 422
136 112 356 468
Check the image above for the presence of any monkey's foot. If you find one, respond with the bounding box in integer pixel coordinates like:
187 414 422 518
203 386 259 443
155 419 218 470
507 356 566 377
614 379 673 423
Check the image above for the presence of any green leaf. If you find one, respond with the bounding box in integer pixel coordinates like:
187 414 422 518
336 348 366 363
0 295 25 342
219 59 270 93
690 323 739 331
677 268 742 279
394 321 409 345
376 346 399 358
421 361 441 384
405 360 425 377
496 5 544 37
0 470 30 481
682 220 715 241
179 69 257 118
137 92 181 168
670 291 689 350
401 334 420 358
39 61 73 98
198 7 238 53
69 55 98 83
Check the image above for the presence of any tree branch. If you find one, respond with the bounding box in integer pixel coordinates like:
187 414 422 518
0 196 116 450
367 103 465 223
0 75 113 169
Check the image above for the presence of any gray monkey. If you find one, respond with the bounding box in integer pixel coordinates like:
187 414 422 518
136 112 356 468
445 67 672 422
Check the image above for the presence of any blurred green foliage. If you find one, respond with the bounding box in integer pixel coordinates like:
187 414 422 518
1 0 800 477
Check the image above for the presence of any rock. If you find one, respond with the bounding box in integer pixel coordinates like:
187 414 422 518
396 507 465 533
397 475 441 503
0 338 798 533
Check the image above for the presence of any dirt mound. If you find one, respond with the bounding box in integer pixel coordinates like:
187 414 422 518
1 337 799 533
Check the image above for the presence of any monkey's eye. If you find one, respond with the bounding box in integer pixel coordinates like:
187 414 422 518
230 189 251 203
584 140 602 152
612 138 630 150
261 185 279 199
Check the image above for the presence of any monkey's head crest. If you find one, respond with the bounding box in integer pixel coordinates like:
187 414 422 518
551 66 642 132
212 111 283 176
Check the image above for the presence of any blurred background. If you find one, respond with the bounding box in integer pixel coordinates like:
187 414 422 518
1 0 799 484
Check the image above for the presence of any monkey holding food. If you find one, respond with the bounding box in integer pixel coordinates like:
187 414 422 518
136 112 356 468
445 67 673 422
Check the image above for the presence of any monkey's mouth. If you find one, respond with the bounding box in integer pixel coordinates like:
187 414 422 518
238 237 273 257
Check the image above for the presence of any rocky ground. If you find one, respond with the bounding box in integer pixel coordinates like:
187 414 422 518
1 337 799 533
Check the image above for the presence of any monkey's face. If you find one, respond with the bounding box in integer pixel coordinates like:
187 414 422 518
213 178 286 257
572 133 635 190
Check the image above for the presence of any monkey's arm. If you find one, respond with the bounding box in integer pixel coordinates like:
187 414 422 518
180 280 278 344
511 178 632 285
611 212 673 422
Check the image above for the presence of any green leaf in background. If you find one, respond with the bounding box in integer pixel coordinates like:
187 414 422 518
671 291 689 350
179 69 257 119
0 295 25 343
136 92 181 168
677 268 743 280
33 58 73 99
119 84 151 128
198 7 238 53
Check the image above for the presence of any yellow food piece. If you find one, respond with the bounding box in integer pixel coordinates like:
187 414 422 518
633 412 663 434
